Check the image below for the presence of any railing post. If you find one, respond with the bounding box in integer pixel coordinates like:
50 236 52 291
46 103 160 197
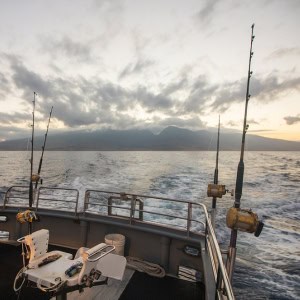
36 188 41 211
187 202 192 236
205 220 208 250
84 191 90 212
130 195 136 224
4 188 11 208
215 266 222 300
74 190 79 215
139 199 144 221
108 196 112 215
226 246 237 284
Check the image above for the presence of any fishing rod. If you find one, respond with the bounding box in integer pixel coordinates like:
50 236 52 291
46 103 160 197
207 116 228 230
16 94 45 233
34 106 54 189
226 24 264 282
211 116 220 229
28 92 37 234
29 92 36 208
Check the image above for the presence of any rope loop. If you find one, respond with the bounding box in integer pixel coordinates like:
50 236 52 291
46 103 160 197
126 256 165 278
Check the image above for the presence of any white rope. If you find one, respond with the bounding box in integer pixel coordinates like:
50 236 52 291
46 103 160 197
126 256 165 278
13 267 27 292
14 243 27 292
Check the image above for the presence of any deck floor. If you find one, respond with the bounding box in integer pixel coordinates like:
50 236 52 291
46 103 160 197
0 242 205 300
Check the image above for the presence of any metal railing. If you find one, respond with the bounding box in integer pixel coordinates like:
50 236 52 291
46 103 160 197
200 203 235 300
2 186 79 215
84 190 205 234
36 187 79 215
3 186 33 208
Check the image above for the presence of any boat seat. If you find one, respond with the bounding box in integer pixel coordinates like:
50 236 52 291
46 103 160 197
66 243 126 287
19 229 126 293
21 229 73 269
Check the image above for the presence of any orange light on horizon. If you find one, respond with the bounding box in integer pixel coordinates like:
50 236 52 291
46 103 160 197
253 131 300 142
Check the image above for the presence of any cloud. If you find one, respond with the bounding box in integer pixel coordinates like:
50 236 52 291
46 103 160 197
210 74 300 112
92 0 124 13
162 78 188 96
226 120 238 127
11 61 53 102
0 123 31 141
119 58 154 79
158 116 206 130
0 71 11 100
134 86 175 113
4 50 298 141
4 56 179 130
268 47 300 59
40 36 93 63
0 71 10 92
247 119 259 125
196 0 221 25
0 112 30 124
284 114 300 125
249 129 275 133
90 0 125 47
251 76 300 102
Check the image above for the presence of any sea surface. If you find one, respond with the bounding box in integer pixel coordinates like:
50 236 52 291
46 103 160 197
0 151 299 299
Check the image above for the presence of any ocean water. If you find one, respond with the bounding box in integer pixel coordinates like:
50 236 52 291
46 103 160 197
0 151 299 299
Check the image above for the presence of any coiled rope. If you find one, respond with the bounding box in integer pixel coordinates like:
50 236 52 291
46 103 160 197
126 257 165 278
13 242 28 292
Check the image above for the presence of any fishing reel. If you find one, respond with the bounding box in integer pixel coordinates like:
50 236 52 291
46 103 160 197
207 184 233 198
16 210 39 224
31 174 43 184
226 207 264 237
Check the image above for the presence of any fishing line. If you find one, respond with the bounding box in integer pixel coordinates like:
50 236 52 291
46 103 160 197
199 128 218 202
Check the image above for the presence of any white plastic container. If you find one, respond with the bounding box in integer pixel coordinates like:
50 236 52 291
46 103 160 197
105 233 125 256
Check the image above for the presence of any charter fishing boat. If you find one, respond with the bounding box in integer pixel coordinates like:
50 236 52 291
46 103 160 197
0 25 264 300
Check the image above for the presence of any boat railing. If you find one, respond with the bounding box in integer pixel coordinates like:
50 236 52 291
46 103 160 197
2 186 79 215
36 187 79 215
3 186 32 209
199 202 235 300
84 189 206 234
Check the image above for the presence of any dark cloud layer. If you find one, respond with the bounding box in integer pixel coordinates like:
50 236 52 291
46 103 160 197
0 72 10 93
0 124 31 141
1 51 300 141
2 55 180 132
284 115 300 125
211 74 300 111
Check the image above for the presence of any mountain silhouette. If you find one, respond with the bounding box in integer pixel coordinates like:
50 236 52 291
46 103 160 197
0 126 299 151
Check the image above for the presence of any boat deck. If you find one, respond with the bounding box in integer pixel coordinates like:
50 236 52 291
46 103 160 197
0 243 205 300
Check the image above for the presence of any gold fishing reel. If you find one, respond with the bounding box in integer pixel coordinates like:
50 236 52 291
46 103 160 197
16 210 39 224
31 174 40 182
207 184 227 198
226 207 264 237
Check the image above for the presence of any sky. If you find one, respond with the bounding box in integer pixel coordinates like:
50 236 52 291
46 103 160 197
0 0 299 142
